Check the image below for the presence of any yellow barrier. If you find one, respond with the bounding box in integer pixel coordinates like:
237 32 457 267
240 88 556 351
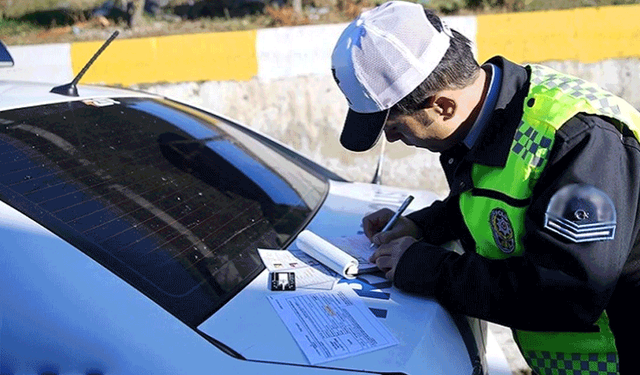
71 30 258 85
69 4 640 85
477 4 640 64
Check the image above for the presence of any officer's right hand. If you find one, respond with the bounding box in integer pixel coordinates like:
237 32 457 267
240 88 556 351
362 208 422 246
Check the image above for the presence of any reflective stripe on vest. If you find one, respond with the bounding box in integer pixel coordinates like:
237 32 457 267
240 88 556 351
459 64 640 374
514 312 618 375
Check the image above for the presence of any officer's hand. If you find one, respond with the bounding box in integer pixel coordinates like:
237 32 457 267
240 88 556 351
369 236 417 280
362 208 422 246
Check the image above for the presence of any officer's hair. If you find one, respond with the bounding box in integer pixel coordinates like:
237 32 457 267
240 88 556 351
392 9 481 114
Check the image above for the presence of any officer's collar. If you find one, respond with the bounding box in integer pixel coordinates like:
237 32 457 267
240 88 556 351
454 56 531 167
462 63 502 149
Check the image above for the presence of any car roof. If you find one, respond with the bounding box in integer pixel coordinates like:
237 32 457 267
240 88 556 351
0 80 155 112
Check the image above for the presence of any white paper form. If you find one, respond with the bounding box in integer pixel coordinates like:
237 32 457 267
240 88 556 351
267 289 398 365
326 234 377 273
258 248 337 289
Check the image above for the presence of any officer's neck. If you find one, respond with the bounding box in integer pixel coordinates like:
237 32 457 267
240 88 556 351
436 68 489 150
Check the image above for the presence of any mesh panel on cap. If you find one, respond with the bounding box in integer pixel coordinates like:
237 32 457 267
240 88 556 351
373 10 434 62
331 1 449 113
354 32 413 108
352 6 439 109
400 18 435 63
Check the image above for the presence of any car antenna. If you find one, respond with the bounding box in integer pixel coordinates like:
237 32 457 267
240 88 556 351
50 30 120 97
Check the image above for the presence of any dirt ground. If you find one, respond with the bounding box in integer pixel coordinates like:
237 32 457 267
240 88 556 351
2 16 254 45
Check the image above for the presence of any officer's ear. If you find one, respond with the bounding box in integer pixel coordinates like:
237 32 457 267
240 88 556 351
429 96 456 121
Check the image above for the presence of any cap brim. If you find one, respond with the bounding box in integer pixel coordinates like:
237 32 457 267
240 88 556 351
340 108 389 152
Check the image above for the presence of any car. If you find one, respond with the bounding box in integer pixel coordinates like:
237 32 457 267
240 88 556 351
0 40 508 374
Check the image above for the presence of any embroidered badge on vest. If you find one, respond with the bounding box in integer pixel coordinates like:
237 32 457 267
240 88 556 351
490 208 515 254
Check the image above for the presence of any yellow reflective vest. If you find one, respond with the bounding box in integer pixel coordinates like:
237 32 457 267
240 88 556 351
459 64 640 374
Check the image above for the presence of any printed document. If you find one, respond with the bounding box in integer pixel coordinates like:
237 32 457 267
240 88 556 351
267 288 398 365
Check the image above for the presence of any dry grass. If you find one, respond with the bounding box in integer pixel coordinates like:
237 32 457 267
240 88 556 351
264 6 311 26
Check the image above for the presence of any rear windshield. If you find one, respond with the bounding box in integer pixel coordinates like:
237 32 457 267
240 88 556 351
0 97 328 326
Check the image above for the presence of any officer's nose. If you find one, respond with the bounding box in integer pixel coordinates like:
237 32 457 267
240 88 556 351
384 127 400 143
384 120 402 143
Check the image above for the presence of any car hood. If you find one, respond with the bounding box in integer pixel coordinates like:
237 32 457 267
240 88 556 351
198 180 475 374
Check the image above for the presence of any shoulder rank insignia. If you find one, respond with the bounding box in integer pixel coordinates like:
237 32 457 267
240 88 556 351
544 184 616 243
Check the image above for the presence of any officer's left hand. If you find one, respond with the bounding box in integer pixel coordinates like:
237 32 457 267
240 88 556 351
369 236 418 280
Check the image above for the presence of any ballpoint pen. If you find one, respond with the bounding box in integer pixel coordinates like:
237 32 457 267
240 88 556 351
370 195 414 248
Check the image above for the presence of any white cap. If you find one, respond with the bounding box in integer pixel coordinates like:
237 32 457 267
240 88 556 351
331 1 452 152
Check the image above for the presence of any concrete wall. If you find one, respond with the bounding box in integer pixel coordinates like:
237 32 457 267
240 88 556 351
3 4 640 198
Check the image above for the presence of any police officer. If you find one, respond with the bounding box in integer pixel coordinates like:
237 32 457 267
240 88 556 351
331 1 640 373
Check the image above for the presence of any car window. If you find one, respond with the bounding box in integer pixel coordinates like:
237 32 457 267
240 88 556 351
0 97 328 326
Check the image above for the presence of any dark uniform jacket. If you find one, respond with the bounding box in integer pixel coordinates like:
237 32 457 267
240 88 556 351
394 56 640 372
